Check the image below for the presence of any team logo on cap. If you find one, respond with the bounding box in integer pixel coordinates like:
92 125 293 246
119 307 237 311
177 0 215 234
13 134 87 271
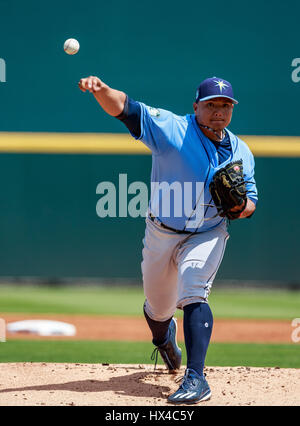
214 79 229 93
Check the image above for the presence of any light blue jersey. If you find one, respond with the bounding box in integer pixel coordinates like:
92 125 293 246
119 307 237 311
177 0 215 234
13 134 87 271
130 102 258 232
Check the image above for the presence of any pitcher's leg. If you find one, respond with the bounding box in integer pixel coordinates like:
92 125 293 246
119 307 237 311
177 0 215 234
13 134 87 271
142 234 178 349
143 304 172 346
142 218 180 323
143 257 181 372
176 225 229 308
141 218 182 371
168 226 229 402
177 226 229 375
183 302 213 376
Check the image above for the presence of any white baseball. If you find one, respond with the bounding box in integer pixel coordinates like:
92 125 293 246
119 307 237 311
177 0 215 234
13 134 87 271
64 38 80 55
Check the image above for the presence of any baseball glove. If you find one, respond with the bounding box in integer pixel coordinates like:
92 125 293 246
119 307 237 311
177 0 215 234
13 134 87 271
209 160 247 220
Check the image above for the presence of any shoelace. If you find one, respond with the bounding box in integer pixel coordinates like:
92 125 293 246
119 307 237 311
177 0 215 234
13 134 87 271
175 375 195 390
175 371 205 388
175 375 184 384
151 347 159 370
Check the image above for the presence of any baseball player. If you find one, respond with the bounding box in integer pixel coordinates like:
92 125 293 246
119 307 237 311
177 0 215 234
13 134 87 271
79 75 258 404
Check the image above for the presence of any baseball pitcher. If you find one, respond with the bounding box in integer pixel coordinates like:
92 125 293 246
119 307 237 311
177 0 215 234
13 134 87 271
78 75 258 404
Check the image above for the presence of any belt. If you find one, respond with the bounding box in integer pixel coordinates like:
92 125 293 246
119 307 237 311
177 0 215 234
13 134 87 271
148 214 194 234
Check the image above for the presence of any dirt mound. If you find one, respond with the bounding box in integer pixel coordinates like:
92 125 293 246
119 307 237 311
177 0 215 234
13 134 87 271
0 363 299 406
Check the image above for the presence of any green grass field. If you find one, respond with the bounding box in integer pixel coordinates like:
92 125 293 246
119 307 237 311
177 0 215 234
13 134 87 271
0 285 299 319
0 285 299 367
0 340 299 368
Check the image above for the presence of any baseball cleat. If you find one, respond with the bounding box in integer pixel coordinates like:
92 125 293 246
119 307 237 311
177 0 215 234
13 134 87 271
167 368 211 404
151 318 182 372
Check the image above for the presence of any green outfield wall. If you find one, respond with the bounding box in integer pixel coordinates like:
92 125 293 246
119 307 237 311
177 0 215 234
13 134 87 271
0 1 299 283
0 0 299 135
0 145 298 283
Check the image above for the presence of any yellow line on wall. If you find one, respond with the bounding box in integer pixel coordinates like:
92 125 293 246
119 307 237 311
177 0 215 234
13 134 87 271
240 136 300 157
0 132 299 157
0 132 149 154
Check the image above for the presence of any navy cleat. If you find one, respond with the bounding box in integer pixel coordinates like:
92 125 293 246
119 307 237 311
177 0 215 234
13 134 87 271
168 368 211 404
151 318 182 372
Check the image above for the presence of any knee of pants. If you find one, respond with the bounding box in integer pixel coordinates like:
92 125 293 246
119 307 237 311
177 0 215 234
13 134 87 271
144 299 176 322
177 260 212 308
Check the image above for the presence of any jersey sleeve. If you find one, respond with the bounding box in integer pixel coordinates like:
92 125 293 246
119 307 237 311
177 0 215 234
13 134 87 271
244 149 258 205
131 102 178 155
116 96 182 155
116 96 142 139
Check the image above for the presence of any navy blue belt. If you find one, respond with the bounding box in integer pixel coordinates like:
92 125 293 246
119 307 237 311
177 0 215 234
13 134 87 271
148 214 194 234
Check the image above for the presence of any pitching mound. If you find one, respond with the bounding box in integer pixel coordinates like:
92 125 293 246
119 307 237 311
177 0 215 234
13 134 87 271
0 363 299 406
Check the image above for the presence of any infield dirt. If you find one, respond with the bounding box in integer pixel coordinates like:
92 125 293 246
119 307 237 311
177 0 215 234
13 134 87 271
2 314 294 343
0 363 299 406
1 315 299 406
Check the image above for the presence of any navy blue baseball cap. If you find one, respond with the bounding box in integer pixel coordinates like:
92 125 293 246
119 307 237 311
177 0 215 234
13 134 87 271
196 77 238 104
